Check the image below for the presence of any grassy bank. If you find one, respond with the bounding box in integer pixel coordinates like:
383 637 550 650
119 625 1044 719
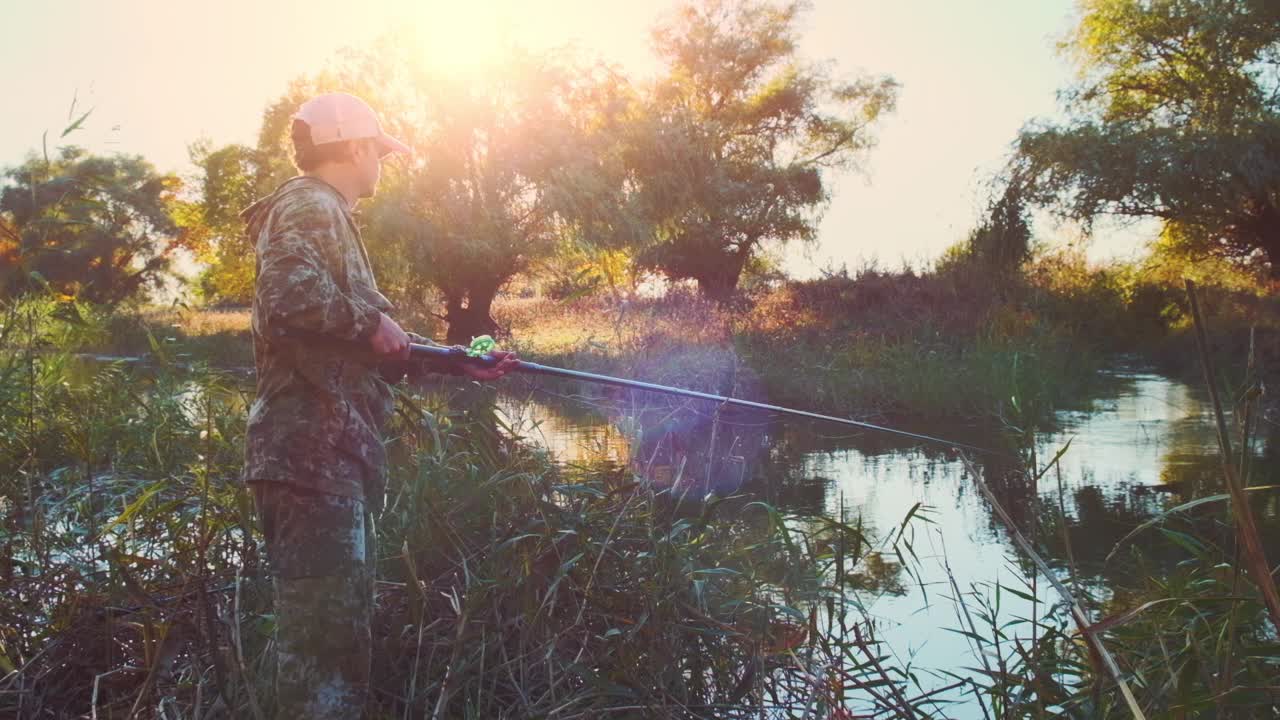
501 274 1107 429
48 280 1099 428
42 302 257 368
501 257 1280 427
48 251 1280 430
0 299 934 718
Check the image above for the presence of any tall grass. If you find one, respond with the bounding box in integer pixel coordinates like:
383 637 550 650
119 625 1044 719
936 454 1280 717
0 297 938 718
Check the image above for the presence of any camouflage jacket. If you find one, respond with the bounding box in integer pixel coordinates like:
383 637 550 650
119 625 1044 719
241 176 399 501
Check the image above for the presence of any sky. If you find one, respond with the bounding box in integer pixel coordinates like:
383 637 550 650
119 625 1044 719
1 0 1157 276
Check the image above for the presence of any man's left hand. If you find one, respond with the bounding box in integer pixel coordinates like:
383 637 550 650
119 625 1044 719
461 350 520 381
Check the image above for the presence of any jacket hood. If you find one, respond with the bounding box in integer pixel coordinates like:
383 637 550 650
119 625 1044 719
240 176 345 247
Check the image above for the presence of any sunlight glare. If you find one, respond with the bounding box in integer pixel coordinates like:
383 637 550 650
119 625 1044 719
403 0 543 76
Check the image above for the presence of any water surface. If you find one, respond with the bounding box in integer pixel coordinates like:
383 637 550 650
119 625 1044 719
495 368 1279 714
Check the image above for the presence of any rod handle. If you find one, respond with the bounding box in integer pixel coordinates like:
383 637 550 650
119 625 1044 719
275 327 504 371
408 342 501 368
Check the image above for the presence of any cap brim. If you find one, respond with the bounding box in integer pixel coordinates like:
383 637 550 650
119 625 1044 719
376 134 412 158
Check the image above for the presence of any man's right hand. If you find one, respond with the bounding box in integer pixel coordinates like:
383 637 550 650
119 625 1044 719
369 313 411 360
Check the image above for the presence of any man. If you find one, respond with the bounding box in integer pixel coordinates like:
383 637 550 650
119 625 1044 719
241 92 518 718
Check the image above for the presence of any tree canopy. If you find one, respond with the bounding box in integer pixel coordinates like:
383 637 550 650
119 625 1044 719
0 148 179 304
1018 0 1280 275
632 0 897 299
367 50 630 342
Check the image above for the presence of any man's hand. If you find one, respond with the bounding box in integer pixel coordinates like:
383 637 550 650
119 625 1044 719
461 350 520 381
369 313 411 360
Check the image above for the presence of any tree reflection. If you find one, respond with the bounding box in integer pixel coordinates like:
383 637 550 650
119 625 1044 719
465 373 1279 611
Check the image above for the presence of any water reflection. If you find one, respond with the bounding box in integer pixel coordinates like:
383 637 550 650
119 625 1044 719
502 388 771 500
487 368 1277 714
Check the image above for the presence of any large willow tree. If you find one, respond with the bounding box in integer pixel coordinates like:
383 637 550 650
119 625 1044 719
1018 0 1280 276
633 0 897 299
368 51 633 342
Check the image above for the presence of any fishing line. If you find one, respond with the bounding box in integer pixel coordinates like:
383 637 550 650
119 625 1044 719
412 342 1018 459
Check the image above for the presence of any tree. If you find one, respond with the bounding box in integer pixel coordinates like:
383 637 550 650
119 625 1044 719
368 53 631 342
180 142 274 304
633 0 897 299
967 177 1033 279
1017 0 1280 276
0 148 179 304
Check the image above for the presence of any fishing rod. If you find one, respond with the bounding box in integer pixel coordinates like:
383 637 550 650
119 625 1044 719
411 342 1012 458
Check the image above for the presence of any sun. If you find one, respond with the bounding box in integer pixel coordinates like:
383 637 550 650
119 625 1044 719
402 1 529 77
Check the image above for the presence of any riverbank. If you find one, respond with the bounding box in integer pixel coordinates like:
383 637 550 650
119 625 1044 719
57 265 1279 430
500 273 1110 427
58 289 1098 428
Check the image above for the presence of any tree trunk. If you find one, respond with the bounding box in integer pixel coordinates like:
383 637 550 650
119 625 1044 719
1262 215 1280 280
694 250 748 302
443 285 500 345
1250 201 1280 280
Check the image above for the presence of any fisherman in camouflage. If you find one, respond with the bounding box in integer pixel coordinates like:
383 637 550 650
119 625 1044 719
242 92 517 718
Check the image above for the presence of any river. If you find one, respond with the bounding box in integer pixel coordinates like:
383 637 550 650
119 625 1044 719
489 367 1279 715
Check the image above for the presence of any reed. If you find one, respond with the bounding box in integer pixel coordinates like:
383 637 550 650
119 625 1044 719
0 297 935 718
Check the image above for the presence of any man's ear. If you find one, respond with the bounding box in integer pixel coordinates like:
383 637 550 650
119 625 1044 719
349 140 367 163
347 139 373 165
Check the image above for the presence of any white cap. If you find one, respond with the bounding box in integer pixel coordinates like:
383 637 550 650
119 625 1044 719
294 92 411 157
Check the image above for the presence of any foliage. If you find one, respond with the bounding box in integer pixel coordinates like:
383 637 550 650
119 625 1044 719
1017 0 1280 276
538 242 644 301
631 0 898 300
177 142 276 305
366 49 633 343
498 269 1106 424
738 268 1105 422
967 178 1034 282
0 148 180 305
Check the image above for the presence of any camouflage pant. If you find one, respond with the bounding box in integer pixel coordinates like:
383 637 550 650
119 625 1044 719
254 480 374 720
